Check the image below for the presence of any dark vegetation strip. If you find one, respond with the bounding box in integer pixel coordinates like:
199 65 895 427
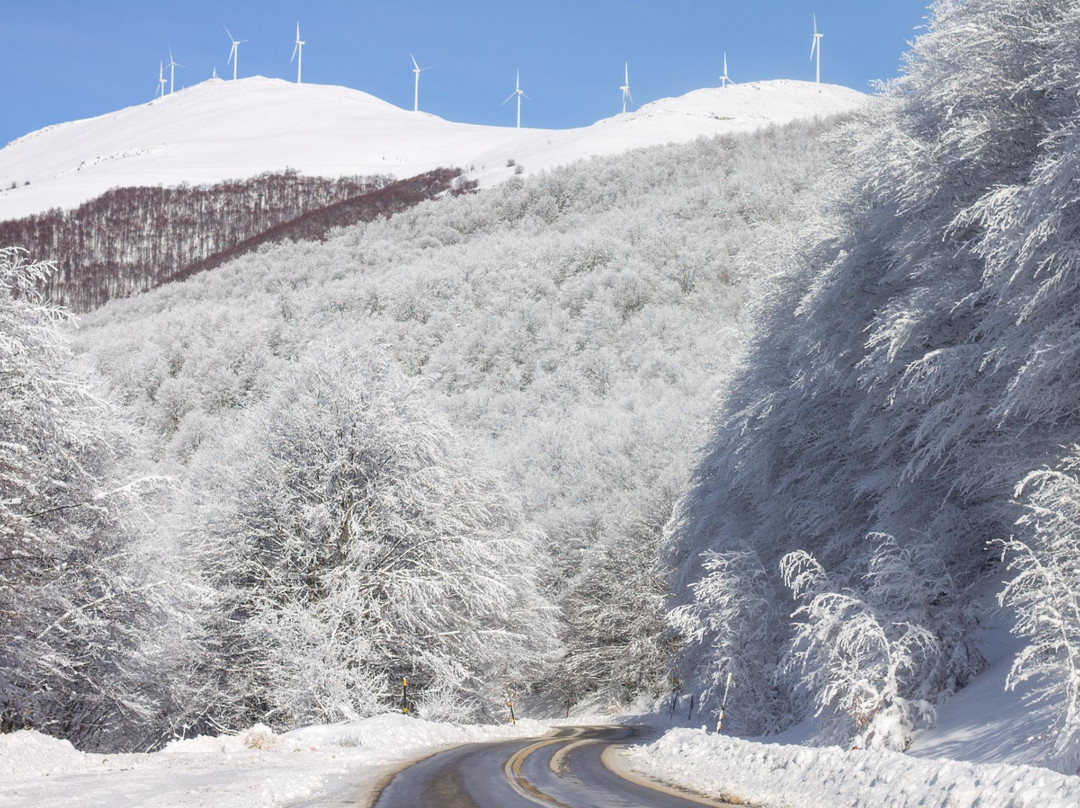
172 168 474 286
0 168 471 313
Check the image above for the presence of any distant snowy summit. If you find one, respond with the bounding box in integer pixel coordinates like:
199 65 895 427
0 76 866 220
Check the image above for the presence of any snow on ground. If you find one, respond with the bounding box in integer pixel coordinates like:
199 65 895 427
618 728 1080 808
603 610 1078 808
908 625 1059 768
0 713 549 807
0 76 866 220
613 616 1075 808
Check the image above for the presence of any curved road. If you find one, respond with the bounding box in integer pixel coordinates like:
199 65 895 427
369 725 736 808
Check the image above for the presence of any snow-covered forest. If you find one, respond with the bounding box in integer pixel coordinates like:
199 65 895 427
8 0 1080 787
2 115 838 749
669 0 1080 773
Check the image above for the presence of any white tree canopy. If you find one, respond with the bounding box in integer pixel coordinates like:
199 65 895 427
180 345 560 730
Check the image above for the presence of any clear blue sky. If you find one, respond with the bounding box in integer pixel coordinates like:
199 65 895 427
0 1 932 147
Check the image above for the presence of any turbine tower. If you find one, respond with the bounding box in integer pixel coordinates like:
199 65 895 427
810 14 823 84
225 26 246 80
155 61 167 98
410 54 431 112
720 52 732 88
167 46 183 94
291 22 305 83
619 62 632 114
502 68 528 128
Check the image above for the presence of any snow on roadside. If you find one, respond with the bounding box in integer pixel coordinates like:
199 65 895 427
0 731 97 778
619 727 1080 808
0 713 549 807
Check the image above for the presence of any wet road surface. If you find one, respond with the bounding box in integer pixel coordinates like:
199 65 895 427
369 725 738 808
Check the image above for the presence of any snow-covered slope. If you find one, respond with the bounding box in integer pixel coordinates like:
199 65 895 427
0 76 866 220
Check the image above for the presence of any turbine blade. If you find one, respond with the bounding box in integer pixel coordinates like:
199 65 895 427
502 91 517 105
411 53 419 70
291 43 298 61
225 25 234 42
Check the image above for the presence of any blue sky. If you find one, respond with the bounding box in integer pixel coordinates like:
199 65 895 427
0 1 932 146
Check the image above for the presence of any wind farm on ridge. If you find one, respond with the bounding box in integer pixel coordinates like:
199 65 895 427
151 15 829 129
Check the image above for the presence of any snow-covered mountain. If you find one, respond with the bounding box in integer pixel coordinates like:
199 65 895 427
0 76 866 220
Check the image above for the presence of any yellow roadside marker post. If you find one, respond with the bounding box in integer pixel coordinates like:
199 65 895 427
716 672 734 733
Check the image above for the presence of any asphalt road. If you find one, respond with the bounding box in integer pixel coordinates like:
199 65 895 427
369 724 737 808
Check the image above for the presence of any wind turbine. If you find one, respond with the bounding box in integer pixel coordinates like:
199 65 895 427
166 46 183 94
502 68 528 128
155 61 167 98
720 52 732 88
291 22 305 83
810 14 823 84
619 62 632 114
225 26 246 80
410 54 431 112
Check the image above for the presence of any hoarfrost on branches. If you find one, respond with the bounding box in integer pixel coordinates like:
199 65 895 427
998 456 1080 773
180 345 559 732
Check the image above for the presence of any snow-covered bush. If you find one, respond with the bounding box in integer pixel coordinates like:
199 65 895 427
781 538 974 750
179 345 559 732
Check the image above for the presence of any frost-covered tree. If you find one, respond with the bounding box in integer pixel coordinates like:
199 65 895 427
669 0 1080 758
781 538 975 750
999 456 1080 773
556 491 675 707
669 548 787 735
180 345 559 732
0 247 167 750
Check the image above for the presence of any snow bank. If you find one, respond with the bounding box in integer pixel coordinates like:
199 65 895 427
0 714 549 807
0 730 98 778
620 728 1080 808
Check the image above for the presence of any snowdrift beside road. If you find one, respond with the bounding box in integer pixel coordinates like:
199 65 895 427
0 713 549 807
620 728 1080 808
0 75 866 220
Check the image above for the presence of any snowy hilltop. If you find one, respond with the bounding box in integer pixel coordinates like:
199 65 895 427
0 75 865 220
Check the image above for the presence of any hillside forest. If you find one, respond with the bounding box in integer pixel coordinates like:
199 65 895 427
4 0 1080 777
